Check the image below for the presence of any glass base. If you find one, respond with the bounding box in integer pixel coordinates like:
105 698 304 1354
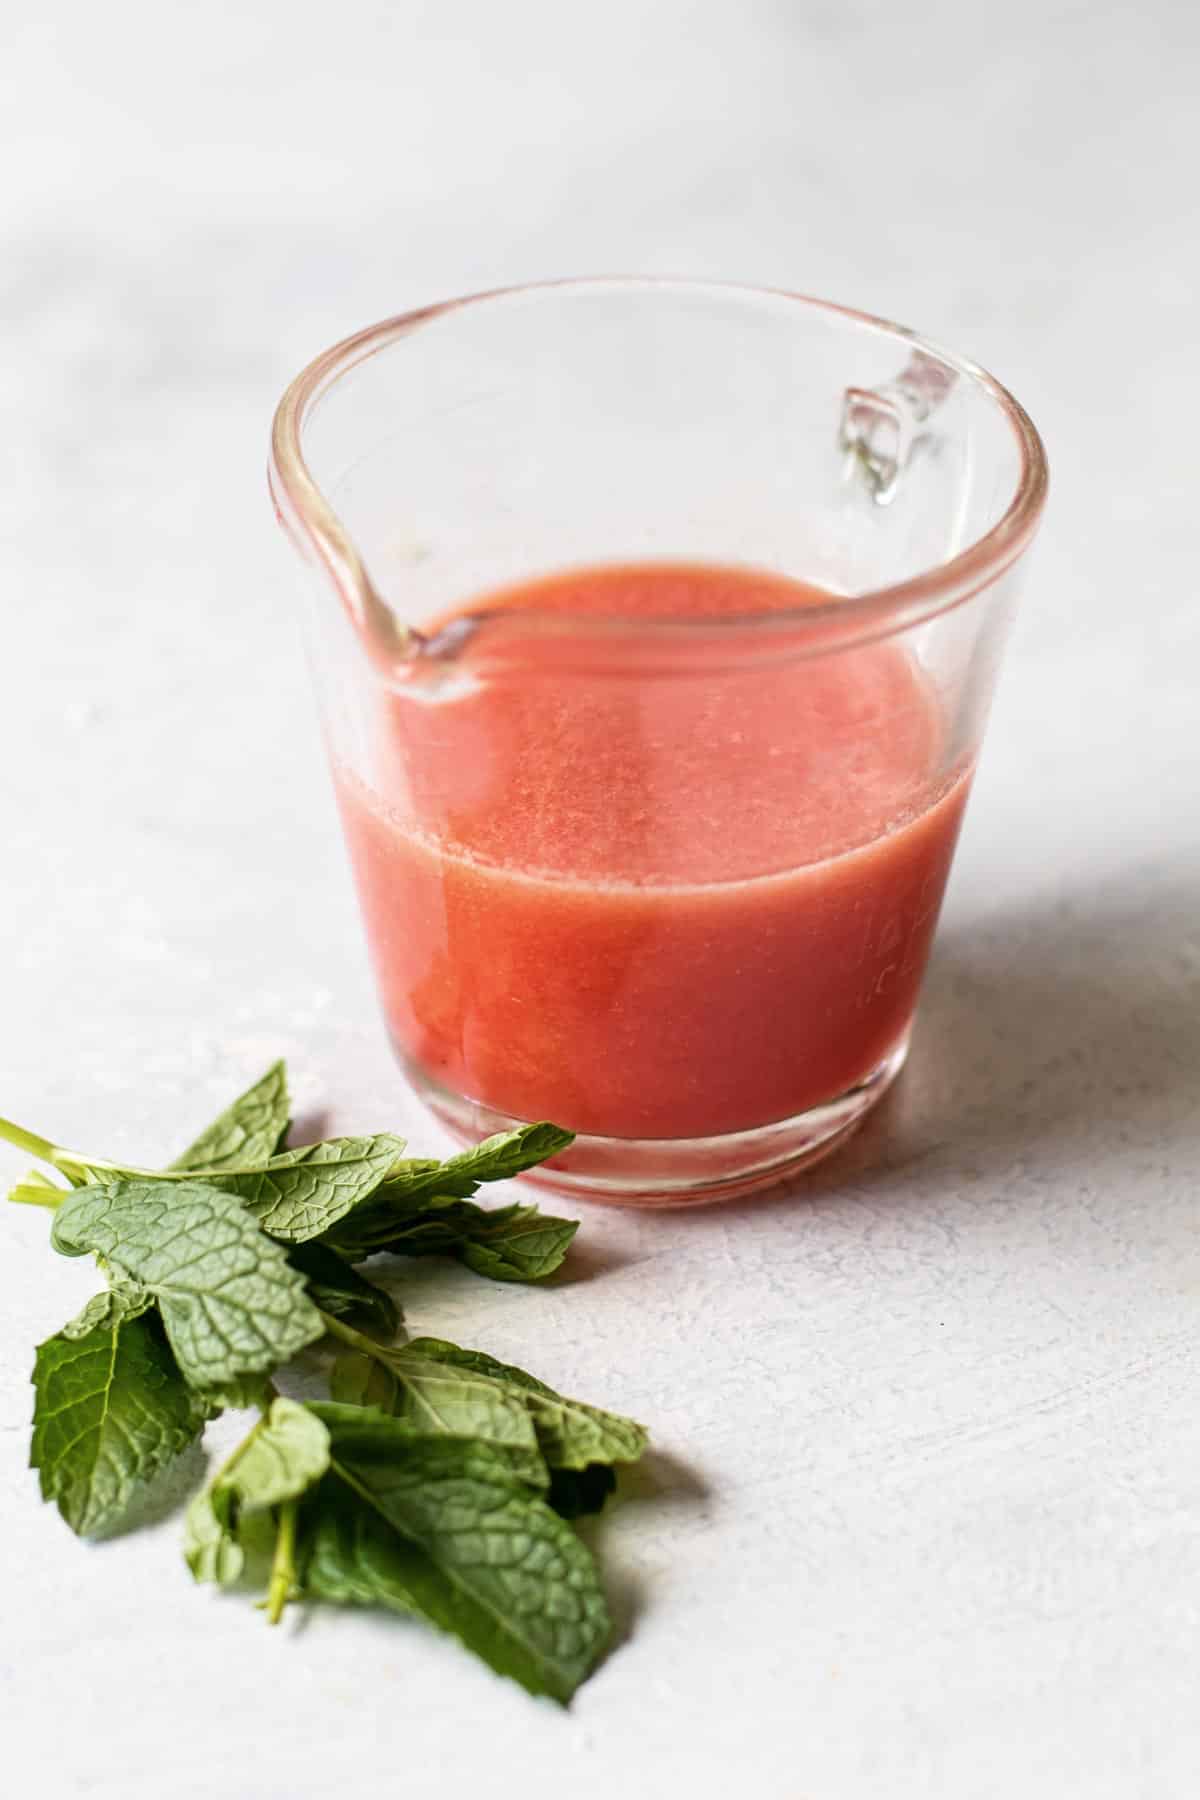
401 1034 910 1208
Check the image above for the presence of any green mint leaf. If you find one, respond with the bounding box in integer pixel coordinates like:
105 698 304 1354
546 1464 618 1519
312 1118 577 1279
330 1350 400 1410
434 1123 574 1187
404 1339 648 1471
50 1179 324 1389
221 1399 332 1506
323 1337 547 1487
378 1346 547 1487
183 1485 243 1583
171 1061 291 1172
327 1196 577 1282
195 1372 273 1414
323 1124 575 1254
205 1136 406 1242
373 1124 574 1208
59 1286 154 1338
58 1135 408 1247
298 1483 420 1616
317 1195 504 1258
65 1136 407 1243
375 1156 470 1202
304 1406 610 1701
185 1397 330 1584
455 1208 578 1283
286 1241 399 1339
32 1298 207 1536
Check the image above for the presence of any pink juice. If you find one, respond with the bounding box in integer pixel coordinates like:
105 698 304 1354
336 564 969 1141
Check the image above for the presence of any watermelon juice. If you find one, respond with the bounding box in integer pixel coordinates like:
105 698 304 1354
334 563 968 1146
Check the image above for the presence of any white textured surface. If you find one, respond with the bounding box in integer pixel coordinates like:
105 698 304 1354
3 3 1199 1795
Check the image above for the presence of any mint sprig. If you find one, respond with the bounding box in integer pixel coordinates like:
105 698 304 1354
3 1059 648 1702
3 1081 576 1281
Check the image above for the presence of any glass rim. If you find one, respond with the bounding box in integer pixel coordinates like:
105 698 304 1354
269 276 1049 651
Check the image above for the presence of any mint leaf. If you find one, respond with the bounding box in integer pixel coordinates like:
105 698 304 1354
319 1195 510 1257
431 1123 574 1188
50 1179 324 1389
222 1399 331 1506
286 1242 399 1339
206 1135 406 1242
196 1372 273 1413
375 1156 463 1201
367 1124 574 1210
63 1135 406 1239
183 1485 243 1584
327 1196 577 1282
379 1346 547 1487
32 1297 207 1536
304 1406 610 1701
55 1134 408 1247
185 1398 330 1585
323 1338 546 1487
405 1339 648 1471
455 1209 578 1283
60 1287 154 1337
325 1116 575 1231
172 1061 291 1172
298 1484 420 1615
310 1122 578 1281
330 1350 400 1411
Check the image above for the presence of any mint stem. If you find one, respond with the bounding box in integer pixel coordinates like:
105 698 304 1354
0 1116 122 1181
9 1184 64 1210
265 1500 298 1626
0 1116 58 1162
317 1308 403 1356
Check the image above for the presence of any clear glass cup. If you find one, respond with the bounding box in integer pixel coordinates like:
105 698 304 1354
270 279 1047 1205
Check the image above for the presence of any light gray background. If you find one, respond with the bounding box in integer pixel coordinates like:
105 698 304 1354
2 3 1198 1796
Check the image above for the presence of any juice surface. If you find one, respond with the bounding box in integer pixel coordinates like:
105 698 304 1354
337 564 968 1139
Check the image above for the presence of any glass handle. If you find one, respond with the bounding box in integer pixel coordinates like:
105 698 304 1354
840 350 957 505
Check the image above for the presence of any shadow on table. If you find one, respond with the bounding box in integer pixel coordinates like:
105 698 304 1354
576 1448 711 1654
910 871 1198 1142
715 867 1200 1214
288 1107 332 1148
97 1438 210 1540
